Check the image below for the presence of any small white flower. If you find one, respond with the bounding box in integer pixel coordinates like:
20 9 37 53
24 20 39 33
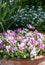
0 38 2 44
30 48 37 58
41 34 45 41
6 46 11 53
10 0 14 3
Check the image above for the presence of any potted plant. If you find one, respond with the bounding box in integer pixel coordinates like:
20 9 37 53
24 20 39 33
0 25 45 65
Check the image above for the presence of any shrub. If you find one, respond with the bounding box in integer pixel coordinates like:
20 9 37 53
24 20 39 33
19 0 45 8
13 6 45 32
0 0 45 32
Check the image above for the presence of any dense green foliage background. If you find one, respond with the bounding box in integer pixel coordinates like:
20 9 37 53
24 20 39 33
20 0 45 8
0 0 45 32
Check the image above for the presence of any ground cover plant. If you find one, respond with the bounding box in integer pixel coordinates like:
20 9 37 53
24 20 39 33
0 24 45 60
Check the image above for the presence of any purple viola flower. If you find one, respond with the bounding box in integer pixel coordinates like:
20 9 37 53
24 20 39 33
31 39 37 46
7 30 16 37
16 28 24 34
11 47 17 52
16 28 22 32
34 30 41 38
3 40 7 44
0 44 3 49
19 43 26 51
34 29 38 33
16 34 22 41
20 37 27 43
38 43 45 50
28 40 33 50
27 24 35 30
28 40 32 46
36 40 40 45
0 44 5 49
5 34 17 45
26 32 33 37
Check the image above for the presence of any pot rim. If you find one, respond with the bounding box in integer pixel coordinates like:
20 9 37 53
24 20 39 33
2 55 45 61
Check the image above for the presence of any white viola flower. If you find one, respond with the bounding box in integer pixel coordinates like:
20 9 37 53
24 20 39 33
6 45 11 53
40 34 45 41
30 47 37 58
0 38 3 44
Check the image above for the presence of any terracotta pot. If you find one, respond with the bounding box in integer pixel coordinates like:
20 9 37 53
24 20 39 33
0 55 45 65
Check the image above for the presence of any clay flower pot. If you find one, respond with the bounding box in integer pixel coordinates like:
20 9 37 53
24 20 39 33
0 55 45 65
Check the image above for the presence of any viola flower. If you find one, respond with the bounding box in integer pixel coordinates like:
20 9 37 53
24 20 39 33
40 34 45 41
0 44 5 49
0 44 3 49
34 29 38 34
3 32 7 36
0 38 3 44
31 39 37 46
16 34 22 41
38 42 45 50
19 43 26 51
5 34 17 45
7 30 16 37
34 30 42 38
20 37 27 43
27 24 35 30
11 47 17 52
26 32 33 37
6 45 11 53
30 47 37 58
28 40 33 50
28 40 32 46
16 28 24 34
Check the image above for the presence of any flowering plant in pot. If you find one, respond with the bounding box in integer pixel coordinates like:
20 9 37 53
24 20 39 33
0 24 45 65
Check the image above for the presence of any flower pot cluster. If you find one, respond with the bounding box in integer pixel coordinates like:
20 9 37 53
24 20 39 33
0 24 45 61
